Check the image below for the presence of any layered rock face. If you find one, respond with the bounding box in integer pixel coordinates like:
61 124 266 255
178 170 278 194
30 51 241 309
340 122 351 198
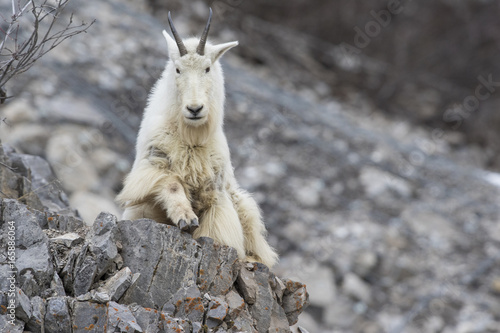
0 144 308 332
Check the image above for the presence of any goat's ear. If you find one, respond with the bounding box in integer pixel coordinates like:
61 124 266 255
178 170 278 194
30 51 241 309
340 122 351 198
162 30 179 59
210 41 238 63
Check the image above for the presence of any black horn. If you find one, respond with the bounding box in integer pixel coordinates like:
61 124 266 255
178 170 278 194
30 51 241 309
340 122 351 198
168 11 188 57
196 8 212 56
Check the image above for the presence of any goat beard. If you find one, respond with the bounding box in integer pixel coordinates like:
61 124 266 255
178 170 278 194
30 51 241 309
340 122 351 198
178 113 217 146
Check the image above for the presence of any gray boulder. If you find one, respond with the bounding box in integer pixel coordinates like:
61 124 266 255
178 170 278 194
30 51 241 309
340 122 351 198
117 219 201 309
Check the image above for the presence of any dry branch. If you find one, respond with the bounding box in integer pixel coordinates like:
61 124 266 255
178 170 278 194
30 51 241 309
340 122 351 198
0 0 95 103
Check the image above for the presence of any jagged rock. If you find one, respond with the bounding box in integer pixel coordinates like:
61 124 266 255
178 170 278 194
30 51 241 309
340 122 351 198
17 174 44 211
118 219 201 308
269 300 291 332
14 287 32 322
206 297 229 328
130 304 161 333
236 264 258 305
281 278 309 326
7 152 72 213
225 290 245 320
248 267 274 333
270 275 286 303
26 296 45 332
60 247 80 293
72 244 98 296
107 301 142 333
46 212 85 232
197 237 239 295
71 301 107 332
50 272 66 297
1 199 54 297
164 284 204 323
69 212 120 296
87 212 120 279
97 266 133 302
0 314 24 332
0 164 20 200
44 297 71 333
19 270 39 299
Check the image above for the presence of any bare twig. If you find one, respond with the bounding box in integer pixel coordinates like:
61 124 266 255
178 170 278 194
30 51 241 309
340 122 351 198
16 178 62 201
0 161 16 171
0 0 95 103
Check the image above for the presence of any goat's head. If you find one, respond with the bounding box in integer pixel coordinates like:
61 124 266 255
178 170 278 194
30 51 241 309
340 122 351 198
163 8 238 128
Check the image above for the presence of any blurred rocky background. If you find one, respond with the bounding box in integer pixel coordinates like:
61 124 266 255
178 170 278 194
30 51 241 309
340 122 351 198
1 0 500 332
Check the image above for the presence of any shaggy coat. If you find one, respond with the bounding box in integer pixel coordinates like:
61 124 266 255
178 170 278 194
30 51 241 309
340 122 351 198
117 31 278 267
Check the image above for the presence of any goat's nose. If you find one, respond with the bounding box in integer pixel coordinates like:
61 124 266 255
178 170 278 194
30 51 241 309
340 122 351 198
187 105 203 115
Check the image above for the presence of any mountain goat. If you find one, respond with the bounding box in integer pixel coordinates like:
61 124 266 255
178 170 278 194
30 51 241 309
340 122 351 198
116 9 278 267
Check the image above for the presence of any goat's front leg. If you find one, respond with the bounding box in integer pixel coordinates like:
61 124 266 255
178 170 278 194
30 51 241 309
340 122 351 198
157 180 199 233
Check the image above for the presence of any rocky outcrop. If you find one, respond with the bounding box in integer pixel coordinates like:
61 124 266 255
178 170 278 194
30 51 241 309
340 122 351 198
0 143 308 332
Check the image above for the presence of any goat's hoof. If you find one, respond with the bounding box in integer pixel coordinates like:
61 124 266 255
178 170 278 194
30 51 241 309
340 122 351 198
189 218 199 233
178 219 189 232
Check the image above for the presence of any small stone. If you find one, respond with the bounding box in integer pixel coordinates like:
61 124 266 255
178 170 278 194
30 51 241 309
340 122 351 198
206 297 229 328
97 267 133 302
93 291 111 303
76 292 92 302
225 290 245 320
50 232 84 247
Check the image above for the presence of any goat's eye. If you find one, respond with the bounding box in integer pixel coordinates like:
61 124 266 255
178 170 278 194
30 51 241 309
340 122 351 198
205 67 210 73
176 68 180 74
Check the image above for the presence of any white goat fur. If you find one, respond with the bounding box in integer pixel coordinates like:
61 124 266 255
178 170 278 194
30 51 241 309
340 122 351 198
116 31 278 267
